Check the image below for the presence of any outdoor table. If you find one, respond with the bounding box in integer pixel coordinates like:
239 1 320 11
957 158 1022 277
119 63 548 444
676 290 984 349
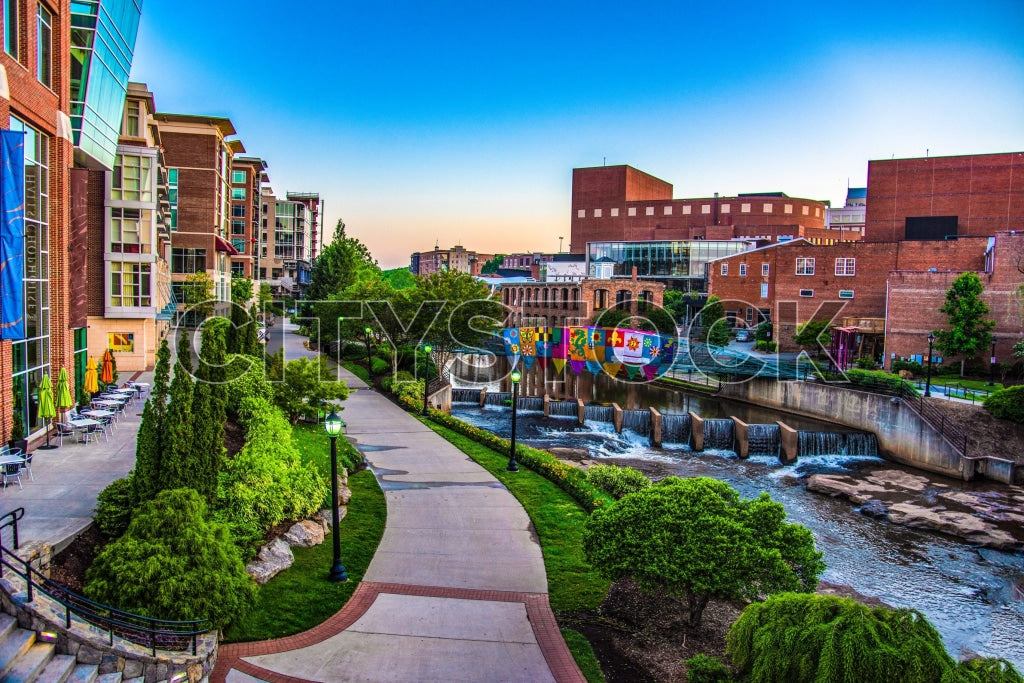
81 409 115 420
0 454 24 467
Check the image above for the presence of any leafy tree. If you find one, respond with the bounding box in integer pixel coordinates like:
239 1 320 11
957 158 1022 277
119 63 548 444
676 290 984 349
934 272 996 377
583 476 824 628
306 219 380 304
480 254 505 275
1015 340 1024 359
755 320 773 342
85 488 256 630
662 290 688 322
701 295 732 347
231 277 253 304
270 356 350 423
181 272 215 322
793 319 831 349
726 592 1022 683
382 267 416 289
94 476 136 538
132 339 171 504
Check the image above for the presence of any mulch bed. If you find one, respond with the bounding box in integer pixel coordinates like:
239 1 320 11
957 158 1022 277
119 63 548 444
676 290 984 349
48 525 108 594
224 419 246 459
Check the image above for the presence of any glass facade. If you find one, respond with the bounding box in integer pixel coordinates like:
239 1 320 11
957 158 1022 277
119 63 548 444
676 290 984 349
70 0 142 169
587 240 753 287
10 117 50 435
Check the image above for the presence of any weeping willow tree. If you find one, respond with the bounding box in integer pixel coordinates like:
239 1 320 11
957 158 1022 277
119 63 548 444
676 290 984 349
726 592 1023 683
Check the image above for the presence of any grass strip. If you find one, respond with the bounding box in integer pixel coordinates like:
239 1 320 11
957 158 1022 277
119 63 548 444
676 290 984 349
423 420 609 613
561 628 606 683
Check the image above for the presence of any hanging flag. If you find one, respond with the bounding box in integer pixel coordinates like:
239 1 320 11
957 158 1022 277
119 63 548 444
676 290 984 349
569 359 586 375
519 326 538 359
0 130 26 340
567 327 588 362
585 360 603 375
536 327 552 369
616 330 646 365
502 328 521 369
603 362 622 377
586 327 606 363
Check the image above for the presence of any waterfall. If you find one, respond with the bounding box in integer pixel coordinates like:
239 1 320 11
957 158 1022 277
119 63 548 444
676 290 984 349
703 419 734 450
517 396 544 412
622 409 651 436
548 400 579 418
483 392 512 406
452 388 480 404
797 431 878 457
747 424 781 456
661 413 691 445
584 404 614 424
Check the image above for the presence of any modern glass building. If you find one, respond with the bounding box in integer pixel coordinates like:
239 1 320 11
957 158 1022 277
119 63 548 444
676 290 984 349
70 0 142 169
586 240 754 290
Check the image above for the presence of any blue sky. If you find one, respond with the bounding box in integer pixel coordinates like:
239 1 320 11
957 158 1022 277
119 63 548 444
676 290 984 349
130 0 1024 269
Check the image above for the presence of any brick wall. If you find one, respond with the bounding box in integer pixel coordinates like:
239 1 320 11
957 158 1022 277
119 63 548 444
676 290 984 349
502 279 665 327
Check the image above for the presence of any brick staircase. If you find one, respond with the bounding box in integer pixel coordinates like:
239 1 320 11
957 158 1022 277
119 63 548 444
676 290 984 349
0 612 137 682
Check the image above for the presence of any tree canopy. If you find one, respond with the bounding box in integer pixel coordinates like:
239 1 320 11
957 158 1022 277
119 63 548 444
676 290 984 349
305 219 380 304
934 272 995 376
583 476 824 628
480 254 505 274
701 296 732 347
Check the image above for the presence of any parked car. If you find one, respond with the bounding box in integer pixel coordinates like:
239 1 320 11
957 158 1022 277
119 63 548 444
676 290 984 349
734 329 752 342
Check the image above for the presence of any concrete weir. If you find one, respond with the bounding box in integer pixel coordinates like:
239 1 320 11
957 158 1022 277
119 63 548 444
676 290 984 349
689 411 705 451
778 421 799 465
731 417 750 459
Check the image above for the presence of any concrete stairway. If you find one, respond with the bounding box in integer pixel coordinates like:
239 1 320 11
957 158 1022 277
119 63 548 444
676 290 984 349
0 612 132 683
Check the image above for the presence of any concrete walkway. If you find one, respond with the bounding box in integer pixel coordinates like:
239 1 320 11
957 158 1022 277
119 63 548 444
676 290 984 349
214 325 584 682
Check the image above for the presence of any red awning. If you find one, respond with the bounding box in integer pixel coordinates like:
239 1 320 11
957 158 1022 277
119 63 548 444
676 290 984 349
214 235 239 255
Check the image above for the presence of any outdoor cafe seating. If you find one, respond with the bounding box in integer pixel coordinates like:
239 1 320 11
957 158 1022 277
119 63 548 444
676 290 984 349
0 445 26 489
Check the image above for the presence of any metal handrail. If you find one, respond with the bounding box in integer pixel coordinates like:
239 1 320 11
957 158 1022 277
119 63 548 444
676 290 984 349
0 511 213 655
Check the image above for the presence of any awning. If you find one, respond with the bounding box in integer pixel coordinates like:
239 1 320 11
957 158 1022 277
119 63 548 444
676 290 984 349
215 234 239 255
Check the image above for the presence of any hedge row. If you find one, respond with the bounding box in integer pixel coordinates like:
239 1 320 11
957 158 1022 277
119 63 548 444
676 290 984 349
394 394 613 511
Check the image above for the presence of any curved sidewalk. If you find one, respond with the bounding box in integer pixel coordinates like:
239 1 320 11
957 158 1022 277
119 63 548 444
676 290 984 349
214 366 584 682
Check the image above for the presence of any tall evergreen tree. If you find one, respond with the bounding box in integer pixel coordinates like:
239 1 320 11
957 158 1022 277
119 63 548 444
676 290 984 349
161 329 196 496
243 304 261 356
191 320 228 504
132 339 171 504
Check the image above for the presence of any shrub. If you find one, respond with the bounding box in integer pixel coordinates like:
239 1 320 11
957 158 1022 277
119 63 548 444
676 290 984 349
726 592 1022 683
686 654 733 683
854 356 878 370
584 477 824 628
271 356 349 423
586 464 650 499
818 368 920 396
892 359 925 375
984 386 1024 424
370 356 391 376
94 476 136 538
85 488 256 630
754 321 773 343
224 354 274 416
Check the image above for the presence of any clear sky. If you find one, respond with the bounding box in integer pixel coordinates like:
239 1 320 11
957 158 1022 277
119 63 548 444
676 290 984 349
130 0 1024 269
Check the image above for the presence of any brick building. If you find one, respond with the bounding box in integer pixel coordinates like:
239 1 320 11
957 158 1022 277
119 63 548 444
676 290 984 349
570 165 854 253
864 152 1024 242
411 244 491 276
229 156 266 281
260 188 313 297
500 277 665 328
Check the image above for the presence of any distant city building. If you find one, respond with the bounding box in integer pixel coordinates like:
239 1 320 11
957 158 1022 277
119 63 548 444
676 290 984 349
261 189 313 297
864 152 1024 241
286 192 322 261
586 239 754 292
411 245 490 276
825 187 866 240
500 278 665 328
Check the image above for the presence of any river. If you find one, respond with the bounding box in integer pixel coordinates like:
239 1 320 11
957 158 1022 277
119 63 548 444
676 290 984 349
448 376 1024 667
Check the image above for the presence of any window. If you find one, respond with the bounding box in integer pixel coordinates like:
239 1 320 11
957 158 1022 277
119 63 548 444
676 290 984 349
763 203 773 213
231 261 244 276
593 208 602 217
795 258 815 275
123 101 139 137
627 207 636 216
109 263 152 307
839 290 855 299
231 220 245 235
784 204 793 214
835 257 856 276
4 0 19 58
171 248 206 274
577 209 585 218
702 204 711 214
741 203 751 213
231 238 245 254
36 4 51 88
231 187 245 200
799 289 814 297
739 263 748 277
231 205 246 218
718 263 728 276
109 208 151 253
761 263 770 277
760 283 769 298
231 170 246 184
610 208 619 217
721 204 730 213
664 206 672 215
112 154 153 201
682 205 691 214
646 206 654 215
746 307 754 322
167 168 178 231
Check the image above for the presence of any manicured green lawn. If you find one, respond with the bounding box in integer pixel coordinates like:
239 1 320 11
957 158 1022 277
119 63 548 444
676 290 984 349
561 628 606 683
423 421 609 613
341 361 370 383
290 421 362 475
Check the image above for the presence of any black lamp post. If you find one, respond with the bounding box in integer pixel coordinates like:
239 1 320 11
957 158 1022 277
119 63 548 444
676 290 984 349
422 343 433 416
364 326 374 383
324 411 349 582
989 339 996 386
507 369 522 472
924 333 935 398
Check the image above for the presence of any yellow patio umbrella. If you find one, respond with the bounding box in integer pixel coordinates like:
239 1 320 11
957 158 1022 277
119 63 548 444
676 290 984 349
84 358 99 394
101 349 114 385
37 373 57 450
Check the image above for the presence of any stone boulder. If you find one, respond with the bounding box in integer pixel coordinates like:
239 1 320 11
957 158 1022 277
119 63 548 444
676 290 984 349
886 503 1019 550
806 474 888 504
317 507 346 530
245 538 294 585
283 519 325 548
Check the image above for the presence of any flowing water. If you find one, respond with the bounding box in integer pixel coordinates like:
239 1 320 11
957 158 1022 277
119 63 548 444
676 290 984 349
748 423 781 456
703 418 735 451
450 401 1024 667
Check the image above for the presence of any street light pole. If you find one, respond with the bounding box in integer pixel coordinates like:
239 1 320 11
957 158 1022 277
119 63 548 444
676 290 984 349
925 333 935 398
507 369 521 472
422 343 433 416
364 326 374 383
324 411 349 582
989 339 996 386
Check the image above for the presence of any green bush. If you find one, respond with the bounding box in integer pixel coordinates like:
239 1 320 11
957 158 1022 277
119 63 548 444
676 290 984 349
85 488 255 630
854 356 878 370
216 397 330 555
984 386 1024 423
755 321 773 343
224 354 274 416
586 464 650 499
892 359 925 375
818 368 920 396
686 654 733 683
726 592 1022 683
94 476 136 538
370 356 391 376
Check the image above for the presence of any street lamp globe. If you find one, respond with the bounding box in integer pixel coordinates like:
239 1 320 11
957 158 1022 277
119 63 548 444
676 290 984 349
325 410 343 437
511 370 522 383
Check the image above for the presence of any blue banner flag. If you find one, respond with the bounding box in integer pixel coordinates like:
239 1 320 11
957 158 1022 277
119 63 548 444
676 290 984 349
0 130 25 340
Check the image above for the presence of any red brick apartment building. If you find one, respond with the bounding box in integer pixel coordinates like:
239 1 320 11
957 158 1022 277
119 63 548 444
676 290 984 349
570 165 856 251
865 152 1024 242
230 156 267 280
0 0 76 440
